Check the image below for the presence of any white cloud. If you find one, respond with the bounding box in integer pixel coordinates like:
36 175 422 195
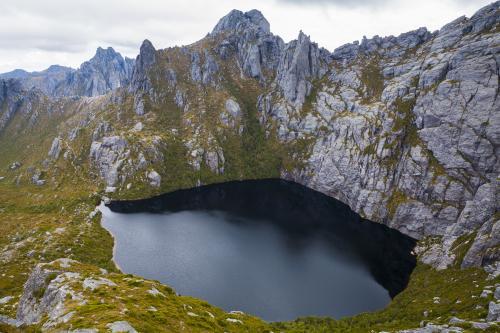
0 0 492 73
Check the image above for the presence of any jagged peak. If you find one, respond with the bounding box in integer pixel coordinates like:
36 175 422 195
91 46 123 63
331 0 498 61
297 30 312 44
211 9 270 35
137 39 156 67
95 46 118 55
140 39 155 51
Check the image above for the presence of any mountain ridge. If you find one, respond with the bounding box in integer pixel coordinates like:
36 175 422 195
0 46 133 98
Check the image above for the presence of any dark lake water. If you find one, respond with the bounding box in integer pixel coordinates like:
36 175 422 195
101 179 416 322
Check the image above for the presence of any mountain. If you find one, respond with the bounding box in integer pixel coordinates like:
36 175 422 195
59 47 134 97
0 2 499 332
0 47 133 98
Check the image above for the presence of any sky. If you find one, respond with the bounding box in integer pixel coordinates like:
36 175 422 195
0 0 492 73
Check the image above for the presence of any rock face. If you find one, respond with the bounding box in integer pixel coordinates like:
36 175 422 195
0 79 45 133
130 39 156 115
212 9 284 81
0 79 24 131
276 31 329 106
48 137 62 160
462 217 500 269
89 136 129 187
212 9 270 36
279 2 500 270
16 259 83 327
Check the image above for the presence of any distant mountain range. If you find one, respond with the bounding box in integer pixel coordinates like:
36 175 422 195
0 47 134 97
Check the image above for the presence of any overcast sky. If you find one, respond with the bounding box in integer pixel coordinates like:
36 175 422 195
0 0 492 73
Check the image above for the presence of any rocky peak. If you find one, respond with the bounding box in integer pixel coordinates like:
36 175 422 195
88 47 127 70
212 9 270 36
129 40 157 115
276 31 329 106
130 39 156 93
331 1 498 62
78 46 132 87
332 26 433 62
95 46 114 56
0 47 133 98
138 40 156 68
54 46 133 97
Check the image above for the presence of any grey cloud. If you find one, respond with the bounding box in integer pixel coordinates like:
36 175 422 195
0 31 89 53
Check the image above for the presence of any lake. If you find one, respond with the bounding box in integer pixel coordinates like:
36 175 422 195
100 179 416 322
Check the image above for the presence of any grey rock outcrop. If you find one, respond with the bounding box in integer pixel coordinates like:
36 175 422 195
212 9 284 81
48 137 62 160
147 170 161 187
106 321 138 333
16 259 82 326
487 301 500 321
221 98 241 126
92 121 112 141
131 39 156 93
276 31 329 106
212 9 270 36
206 149 225 175
397 323 464 332
130 40 156 115
89 136 129 187
189 50 219 85
31 169 46 186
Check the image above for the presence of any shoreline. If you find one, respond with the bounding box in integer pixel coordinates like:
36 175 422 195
97 202 123 272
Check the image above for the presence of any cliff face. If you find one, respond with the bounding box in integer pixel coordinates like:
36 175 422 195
0 3 498 273
281 3 500 271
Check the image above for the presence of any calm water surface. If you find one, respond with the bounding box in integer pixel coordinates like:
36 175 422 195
100 179 416 321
